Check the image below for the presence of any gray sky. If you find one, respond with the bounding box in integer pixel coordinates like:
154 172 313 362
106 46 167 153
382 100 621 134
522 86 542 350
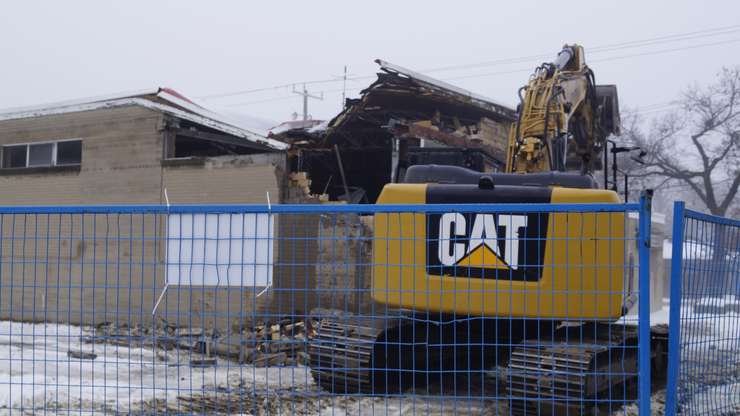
1 0 738 127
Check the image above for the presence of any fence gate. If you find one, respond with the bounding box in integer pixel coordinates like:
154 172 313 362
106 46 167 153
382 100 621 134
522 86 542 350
666 202 740 415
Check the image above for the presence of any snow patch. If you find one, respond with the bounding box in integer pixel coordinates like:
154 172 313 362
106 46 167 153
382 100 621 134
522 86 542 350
0 321 312 414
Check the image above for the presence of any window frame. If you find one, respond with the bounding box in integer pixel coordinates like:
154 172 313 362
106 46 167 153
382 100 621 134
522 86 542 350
1 138 82 169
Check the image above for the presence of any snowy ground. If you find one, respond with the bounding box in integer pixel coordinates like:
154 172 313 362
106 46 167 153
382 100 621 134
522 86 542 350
0 321 317 414
1 296 737 415
673 295 740 414
0 321 500 415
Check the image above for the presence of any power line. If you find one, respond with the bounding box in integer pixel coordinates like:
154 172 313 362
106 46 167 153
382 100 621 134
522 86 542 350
226 86 362 107
444 37 740 82
198 75 373 100
225 36 739 109
591 37 740 63
197 24 740 101
420 24 740 74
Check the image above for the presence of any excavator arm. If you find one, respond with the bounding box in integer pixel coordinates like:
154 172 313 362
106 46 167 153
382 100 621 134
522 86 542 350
505 44 620 175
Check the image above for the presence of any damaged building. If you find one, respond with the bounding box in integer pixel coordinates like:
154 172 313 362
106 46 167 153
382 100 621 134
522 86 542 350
271 59 516 203
0 88 289 328
0 87 287 205
0 63 518 328
269 60 517 317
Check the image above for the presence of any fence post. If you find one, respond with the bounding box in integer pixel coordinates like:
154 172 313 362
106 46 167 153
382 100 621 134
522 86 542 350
638 191 653 414
664 201 685 416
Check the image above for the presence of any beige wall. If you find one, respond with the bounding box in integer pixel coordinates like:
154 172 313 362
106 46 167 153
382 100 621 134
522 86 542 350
0 106 164 205
162 154 281 204
0 107 288 329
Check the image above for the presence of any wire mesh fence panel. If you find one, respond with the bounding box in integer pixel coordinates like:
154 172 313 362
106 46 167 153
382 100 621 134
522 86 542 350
0 202 652 415
666 204 740 416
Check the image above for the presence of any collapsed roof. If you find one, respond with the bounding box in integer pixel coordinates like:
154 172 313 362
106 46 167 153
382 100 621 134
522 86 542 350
330 59 515 132
277 60 517 203
277 59 516 164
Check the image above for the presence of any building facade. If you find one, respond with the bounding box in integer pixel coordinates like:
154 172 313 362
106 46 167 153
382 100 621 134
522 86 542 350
0 89 289 329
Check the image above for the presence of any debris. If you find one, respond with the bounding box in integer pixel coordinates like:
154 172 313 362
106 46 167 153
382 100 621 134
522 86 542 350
253 352 287 367
270 324 281 340
189 359 216 368
176 327 204 337
210 335 246 359
284 321 304 334
68 350 97 360
79 319 310 368
275 60 515 204
173 388 325 416
239 347 257 364
296 351 311 366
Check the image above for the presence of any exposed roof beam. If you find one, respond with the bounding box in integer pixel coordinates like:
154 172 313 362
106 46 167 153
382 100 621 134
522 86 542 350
174 127 273 152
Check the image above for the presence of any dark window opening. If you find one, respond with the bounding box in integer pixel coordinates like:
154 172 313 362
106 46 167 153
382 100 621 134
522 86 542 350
173 136 262 158
294 147 392 203
291 145 501 204
57 140 82 165
2 145 27 168
407 147 499 172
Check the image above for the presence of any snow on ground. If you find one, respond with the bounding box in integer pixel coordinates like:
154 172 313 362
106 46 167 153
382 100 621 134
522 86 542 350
0 321 314 414
674 296 740 413
2 297 738 415
0 321 501 415
617 297 672 325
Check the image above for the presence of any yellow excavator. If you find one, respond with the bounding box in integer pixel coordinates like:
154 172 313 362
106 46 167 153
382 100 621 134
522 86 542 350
309 45 653 414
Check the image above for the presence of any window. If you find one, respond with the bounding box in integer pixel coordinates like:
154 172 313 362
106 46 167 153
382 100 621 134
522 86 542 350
28 143 54 167
1 140 82 169
2 145 27 168
56 140 82 165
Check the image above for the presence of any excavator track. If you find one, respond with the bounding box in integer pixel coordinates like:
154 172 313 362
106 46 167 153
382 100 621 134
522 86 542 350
310 318 666 414
309 313 541 395
308 319 381 394
505 323 639 415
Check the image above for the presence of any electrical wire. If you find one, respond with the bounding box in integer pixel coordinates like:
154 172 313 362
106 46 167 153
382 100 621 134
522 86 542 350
226 35 739 108
226 86 363 107
197 24 740 101
444 37 740 82
420 24 740 74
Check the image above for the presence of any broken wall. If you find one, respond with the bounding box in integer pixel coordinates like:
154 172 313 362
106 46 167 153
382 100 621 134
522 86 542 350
271 173 376 319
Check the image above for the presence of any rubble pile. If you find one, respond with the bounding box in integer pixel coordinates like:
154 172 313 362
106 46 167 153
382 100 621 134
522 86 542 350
177 390 323 416
140 388 326 416
82 318 314 367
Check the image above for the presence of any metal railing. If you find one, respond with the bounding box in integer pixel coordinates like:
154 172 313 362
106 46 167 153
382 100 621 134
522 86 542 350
666 202 740 415
0 201 653 415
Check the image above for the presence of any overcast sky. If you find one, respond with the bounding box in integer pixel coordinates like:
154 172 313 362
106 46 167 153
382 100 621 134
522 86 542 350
1 1 738 128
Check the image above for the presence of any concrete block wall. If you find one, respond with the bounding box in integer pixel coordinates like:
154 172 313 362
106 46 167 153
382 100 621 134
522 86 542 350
0 107 288 330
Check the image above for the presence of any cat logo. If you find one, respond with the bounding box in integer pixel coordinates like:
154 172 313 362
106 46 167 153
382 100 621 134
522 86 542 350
426 212 548 281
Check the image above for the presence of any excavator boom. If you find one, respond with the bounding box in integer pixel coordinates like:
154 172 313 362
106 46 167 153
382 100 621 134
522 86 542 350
506 44 620 175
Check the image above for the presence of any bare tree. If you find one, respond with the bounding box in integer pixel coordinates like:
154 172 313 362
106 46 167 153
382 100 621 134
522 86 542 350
626 67 740 217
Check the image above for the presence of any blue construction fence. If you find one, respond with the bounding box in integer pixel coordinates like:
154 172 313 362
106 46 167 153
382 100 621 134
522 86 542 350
666 203 740 415
0 200 654 415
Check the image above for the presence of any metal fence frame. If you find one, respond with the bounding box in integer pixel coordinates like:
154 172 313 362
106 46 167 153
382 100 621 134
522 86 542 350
0 199 653 414
666 201 740 415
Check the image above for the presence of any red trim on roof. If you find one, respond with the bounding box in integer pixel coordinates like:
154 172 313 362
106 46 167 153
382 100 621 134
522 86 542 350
159 87 196 105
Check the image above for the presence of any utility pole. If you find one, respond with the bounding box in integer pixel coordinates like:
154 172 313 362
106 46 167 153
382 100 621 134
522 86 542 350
292 84 323 121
